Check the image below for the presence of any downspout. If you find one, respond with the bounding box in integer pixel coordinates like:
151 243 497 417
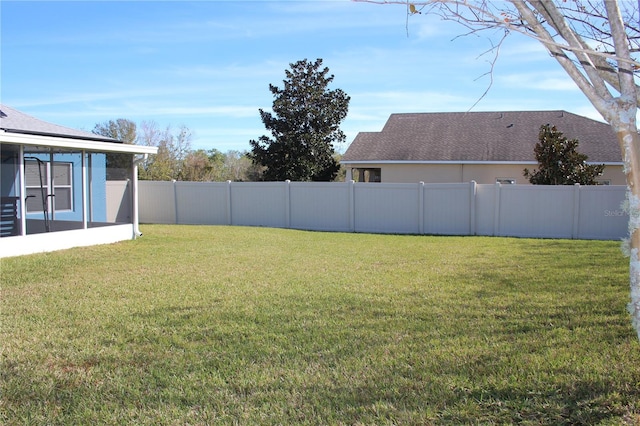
132 154 148 238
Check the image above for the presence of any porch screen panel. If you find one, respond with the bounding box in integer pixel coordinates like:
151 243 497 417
0 143 22 237
90 152 132 226
24 159 73 213
25 160 48 213
52 162 72 211
23 149 84 234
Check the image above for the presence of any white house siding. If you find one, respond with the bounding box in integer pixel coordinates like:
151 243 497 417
382 164 464 184
347 163 626 185
597 166 626 185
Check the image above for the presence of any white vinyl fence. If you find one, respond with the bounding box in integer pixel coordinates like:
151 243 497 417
106 181 131 223
131 180 629 240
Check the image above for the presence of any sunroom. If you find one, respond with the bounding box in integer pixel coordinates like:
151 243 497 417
0 105 157 258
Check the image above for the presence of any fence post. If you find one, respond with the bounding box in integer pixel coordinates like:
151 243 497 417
572 183 581 239
173 180 179 224
418 182 425 235
469 181 477 236
493 182 501 236
285 180 291 229
226 180 232 225
349 180 355 232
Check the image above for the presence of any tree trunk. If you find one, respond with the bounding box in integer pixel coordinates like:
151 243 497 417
616 126 640 340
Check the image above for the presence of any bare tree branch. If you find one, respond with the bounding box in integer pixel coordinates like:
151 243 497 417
605 0 636 109
354 0 640 67
467 30 508 111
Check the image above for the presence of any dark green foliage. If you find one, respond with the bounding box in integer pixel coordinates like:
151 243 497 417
92 119 137 180
92 118 137 144
249 58 350 181
524 124 605 185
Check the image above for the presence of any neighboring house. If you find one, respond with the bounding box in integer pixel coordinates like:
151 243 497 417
0 105 157 258
341 110 625 185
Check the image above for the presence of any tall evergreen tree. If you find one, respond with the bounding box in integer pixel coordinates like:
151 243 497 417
524 124 605 185
249 58 350 181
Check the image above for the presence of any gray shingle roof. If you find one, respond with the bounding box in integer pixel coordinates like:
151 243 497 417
0 104 120 143
342 111 622 163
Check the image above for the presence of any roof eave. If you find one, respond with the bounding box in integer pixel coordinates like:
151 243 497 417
1 127 120 143
1 131 158 154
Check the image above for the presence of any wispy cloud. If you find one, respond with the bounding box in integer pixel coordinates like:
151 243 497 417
2 0 602 152
501 71 580 91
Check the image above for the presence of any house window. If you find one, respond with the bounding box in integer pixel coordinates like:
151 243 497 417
496 178 516 184
25 160 73 213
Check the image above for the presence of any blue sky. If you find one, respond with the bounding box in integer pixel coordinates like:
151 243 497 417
1 0 601 153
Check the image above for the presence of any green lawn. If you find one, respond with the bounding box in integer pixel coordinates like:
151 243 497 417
1 225 639 425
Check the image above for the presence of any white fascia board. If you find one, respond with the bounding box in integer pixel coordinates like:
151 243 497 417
340 160 623 166
1 132 158 154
